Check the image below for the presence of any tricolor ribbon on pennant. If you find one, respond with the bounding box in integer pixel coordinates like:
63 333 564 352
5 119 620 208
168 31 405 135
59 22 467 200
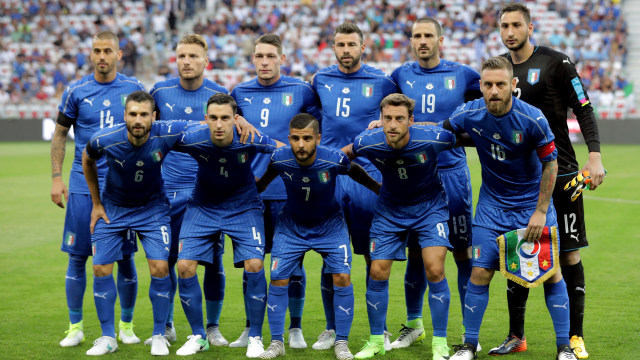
497 226 559 288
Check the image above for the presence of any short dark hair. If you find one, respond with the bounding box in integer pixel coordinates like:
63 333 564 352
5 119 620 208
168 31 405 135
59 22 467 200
93 31 119 50
499 2 532 24
289 113 319 135
255 34 282 55
481 56 513 78
207 93 237 115
414 17 442 38
380 93 415 117
334 22 364 45
125 90 154 111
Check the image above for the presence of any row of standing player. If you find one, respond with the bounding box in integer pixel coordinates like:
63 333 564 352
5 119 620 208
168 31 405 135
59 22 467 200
51 2 605 359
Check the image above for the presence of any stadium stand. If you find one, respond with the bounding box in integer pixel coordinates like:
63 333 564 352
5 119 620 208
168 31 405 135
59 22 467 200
0 0 635 119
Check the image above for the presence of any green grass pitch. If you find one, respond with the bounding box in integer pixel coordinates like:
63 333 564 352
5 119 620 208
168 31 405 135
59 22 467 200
0 142 638 359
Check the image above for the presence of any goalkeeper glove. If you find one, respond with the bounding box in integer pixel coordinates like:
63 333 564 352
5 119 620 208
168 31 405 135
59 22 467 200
564 171 592 202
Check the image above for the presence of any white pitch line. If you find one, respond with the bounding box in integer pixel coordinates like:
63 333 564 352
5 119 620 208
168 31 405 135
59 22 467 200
584 196 640 205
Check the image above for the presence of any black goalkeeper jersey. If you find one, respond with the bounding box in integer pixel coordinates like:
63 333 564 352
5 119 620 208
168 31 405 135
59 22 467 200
502 46 600 175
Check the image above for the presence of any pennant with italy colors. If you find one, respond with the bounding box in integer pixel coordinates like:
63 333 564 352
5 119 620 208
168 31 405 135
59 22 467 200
497 226 559 288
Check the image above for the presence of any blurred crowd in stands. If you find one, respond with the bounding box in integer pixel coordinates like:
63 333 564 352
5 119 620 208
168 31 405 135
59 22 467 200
0 0 634 119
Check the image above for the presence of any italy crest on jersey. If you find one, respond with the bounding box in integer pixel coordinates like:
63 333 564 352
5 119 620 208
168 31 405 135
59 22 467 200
512 130 524 144
369 238 376 253
120 94 128 106
415 151 427 164
151 149 163 162
527 69 540 85
318 170 330 183
238 152 249 164
282 93 293 106
362 84 373 97
444 76 456 90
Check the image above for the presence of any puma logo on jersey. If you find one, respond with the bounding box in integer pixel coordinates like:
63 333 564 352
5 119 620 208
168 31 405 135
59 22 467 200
375 158 386 165
472 128 483 136
167 124 172 133
324 84 334 92
570 233 580 242
283 172 293 181
199 155 210 162
244 97 253 104
563 58 571 64
165 103 175 112
406 80 415 88
83 98 95 106
114 159 125 167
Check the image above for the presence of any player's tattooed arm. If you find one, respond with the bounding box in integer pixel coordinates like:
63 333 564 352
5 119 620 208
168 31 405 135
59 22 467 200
82 149 109 233
525 159 557 242
348 162 381 195
256 162 279 193
50 123 70 208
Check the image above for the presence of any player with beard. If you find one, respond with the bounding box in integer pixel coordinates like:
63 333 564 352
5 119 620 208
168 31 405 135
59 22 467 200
446 57 577 360
82 91 198 356
256 114 380 360
388 18 481 350
311 22 398 352
52 31 144 349
491 4 605 358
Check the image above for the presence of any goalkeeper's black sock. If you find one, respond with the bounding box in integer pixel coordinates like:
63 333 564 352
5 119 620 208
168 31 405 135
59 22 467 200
507 279 529 339
562 261 585 337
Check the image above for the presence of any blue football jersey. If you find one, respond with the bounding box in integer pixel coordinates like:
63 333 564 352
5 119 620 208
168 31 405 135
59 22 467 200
392 60 480 169
85 120 195 206
448 97 557 210
58 73 145 194
312 64 398 167
352 126 455 204
271 145 349 226
230 75 321 201
150 78 228 191
175 125 278 204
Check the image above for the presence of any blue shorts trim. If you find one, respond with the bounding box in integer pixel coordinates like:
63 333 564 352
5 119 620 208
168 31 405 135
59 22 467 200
178 199 265 267
270 212 351 280
63 193 137 257
92 198 170 265
369 195 451 261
